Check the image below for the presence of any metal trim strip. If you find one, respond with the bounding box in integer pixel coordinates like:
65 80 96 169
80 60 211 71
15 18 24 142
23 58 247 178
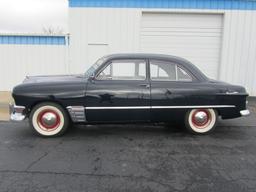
85 105 235 110
0 36 68 45
67 106 86 122
69 0 256 10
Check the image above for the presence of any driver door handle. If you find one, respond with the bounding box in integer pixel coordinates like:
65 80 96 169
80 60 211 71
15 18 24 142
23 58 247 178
139 84 150 89
166 89 172 94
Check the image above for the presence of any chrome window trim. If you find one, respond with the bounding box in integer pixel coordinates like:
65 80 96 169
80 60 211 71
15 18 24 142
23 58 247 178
175 64 178 81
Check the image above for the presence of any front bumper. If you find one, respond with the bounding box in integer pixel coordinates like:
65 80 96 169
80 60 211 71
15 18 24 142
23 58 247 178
240 109 250 116
9 103 26 121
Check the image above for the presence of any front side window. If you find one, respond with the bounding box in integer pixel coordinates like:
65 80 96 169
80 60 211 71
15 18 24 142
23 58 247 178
96 59 146 80
150 60 192 82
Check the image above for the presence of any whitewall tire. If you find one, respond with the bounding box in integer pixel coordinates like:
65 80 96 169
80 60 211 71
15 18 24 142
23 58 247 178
185 108 217 134
29 102 69 137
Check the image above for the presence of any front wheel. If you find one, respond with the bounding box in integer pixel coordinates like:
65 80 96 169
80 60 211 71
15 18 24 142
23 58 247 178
29 102 69 137
185 108 218 134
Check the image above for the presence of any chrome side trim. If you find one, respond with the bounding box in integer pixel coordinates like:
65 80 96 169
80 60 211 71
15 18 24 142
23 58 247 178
225 91 239 95
67 106 86 122
240 109 250 116
9 103 26 121
86 106 150 110
85 105 235 110
151 105 235 109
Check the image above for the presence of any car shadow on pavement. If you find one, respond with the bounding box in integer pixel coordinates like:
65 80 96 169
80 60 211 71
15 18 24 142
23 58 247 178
2 120 253 141
68 123 183 135
63 122 251 140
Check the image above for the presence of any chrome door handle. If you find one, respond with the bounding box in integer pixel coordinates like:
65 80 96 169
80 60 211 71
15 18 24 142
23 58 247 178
139 84 150 88
166 89 172 94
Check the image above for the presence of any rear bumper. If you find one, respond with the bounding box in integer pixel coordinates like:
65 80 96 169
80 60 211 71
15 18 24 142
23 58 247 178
9 103 26 121
240 109 250 116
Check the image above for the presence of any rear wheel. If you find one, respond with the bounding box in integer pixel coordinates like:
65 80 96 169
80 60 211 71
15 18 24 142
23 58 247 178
29 102 69 137
185 108 217 134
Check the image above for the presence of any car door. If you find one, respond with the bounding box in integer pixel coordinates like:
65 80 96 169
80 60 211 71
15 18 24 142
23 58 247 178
85 59 150 122
149 59 196 122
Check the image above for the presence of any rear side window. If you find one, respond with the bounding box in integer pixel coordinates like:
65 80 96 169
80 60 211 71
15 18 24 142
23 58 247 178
150 60 192 82
177 66 192 81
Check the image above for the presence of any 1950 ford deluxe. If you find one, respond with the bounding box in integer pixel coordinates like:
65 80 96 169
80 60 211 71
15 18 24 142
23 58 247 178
10 54 250 137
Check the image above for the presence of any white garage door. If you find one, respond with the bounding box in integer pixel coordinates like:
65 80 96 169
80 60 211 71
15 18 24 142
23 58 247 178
140 13 223 79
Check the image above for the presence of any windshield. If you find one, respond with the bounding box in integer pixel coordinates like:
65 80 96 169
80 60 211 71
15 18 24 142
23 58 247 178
84 57 106 78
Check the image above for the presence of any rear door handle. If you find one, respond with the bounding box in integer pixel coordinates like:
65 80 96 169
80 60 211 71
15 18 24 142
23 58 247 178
166 89 172 94
139 84 150 89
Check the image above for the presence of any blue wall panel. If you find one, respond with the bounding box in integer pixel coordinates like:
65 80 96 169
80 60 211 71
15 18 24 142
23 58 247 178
0 36 68 45
69 0 256 10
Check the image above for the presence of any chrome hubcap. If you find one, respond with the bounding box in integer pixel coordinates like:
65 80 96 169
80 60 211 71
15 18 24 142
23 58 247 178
41 112 57 127
194 111 208 125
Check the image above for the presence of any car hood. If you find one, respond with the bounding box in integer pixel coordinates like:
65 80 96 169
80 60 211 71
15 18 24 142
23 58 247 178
23 74 86 84
13 74 88 104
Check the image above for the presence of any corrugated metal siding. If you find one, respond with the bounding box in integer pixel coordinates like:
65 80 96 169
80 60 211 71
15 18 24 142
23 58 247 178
69 8 141 73
220 10 256 95
69 0 256 10
0 36 69 90
69 8 256 96
0 35 67 45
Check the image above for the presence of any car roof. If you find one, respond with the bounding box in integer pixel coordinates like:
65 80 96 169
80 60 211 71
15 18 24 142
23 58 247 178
103 53 189 62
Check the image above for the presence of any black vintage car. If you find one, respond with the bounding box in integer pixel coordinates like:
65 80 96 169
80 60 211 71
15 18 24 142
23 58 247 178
10 54 250 137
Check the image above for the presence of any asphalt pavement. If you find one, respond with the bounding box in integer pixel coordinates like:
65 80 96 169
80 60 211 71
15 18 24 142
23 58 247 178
0 103 255 192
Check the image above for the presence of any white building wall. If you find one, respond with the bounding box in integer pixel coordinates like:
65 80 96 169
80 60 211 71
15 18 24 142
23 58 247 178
0 44 68 91
220 10 256 96
69 8 141 73
69 8 256 96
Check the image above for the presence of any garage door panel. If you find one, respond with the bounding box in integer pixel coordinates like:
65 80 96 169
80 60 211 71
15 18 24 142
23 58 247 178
141 29 222 36
142 27 222 34
142 21 222 29
140 43 220 49
140 47 220 53
142 18 222 28
141 36 221 44
141 32 221 38
142 13 222 27
140 47 220 55
140 13 223 79
142 12 221 21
